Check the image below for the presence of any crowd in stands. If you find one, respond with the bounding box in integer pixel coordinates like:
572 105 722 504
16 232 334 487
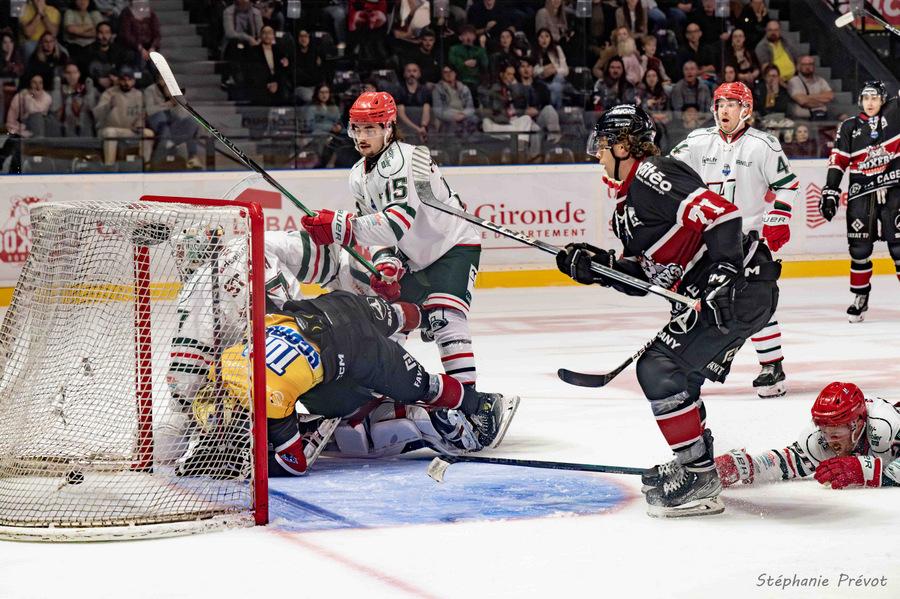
0 0 849 173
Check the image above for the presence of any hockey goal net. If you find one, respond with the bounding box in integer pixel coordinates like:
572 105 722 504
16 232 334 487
0 195 267 541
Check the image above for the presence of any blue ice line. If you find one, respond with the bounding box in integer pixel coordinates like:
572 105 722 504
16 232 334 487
268 488 368 529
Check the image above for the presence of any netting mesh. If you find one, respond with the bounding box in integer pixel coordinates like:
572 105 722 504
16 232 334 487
0 198 263 539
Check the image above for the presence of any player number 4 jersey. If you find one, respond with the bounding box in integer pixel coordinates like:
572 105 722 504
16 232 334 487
670 126 799 234
349 141 480 271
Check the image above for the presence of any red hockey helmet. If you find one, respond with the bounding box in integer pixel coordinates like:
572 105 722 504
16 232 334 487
811 382 867 427
349 91 397 124
712 82 754 113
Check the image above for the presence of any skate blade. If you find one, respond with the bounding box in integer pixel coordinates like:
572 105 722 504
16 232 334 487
488 395 521 450
646 496 725 518
755 381 786 398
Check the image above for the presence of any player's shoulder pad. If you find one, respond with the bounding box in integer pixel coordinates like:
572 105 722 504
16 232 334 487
745 127 784 152
635 155 703 196
686 126 718 140
865 398 900 454
375 141 409 178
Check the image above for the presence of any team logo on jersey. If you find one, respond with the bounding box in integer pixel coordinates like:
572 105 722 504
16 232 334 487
722 165 731 176
850 183 862 195
639 259 683 289
666 308 698 335
852 128 863 138
636 161 673 194
851 218 865 232
859 145 891 176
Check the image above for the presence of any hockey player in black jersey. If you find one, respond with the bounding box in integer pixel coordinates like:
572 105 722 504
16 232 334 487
556 105 781 517
821 81 900 322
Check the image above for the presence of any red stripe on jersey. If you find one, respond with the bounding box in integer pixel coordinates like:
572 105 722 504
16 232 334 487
441 352 474 362
386 207 412 229
171 351 212 364
829 151 850 170
784 449 797 478
655 405 704 448
868 458 882 487
310 242 321 282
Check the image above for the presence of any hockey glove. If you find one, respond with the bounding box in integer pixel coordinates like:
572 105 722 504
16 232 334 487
715 449 754 488
300 209 355 246
819 188 840 222
761 210 791 253
556 243 615 286
814 455 883 489
702 262 742 334
369 250 406 301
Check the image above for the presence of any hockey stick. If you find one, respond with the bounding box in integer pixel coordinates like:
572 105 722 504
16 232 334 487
557 335 655 387
426 454 644 483
408 146 700 310
835 6 900 37
149 52 380 279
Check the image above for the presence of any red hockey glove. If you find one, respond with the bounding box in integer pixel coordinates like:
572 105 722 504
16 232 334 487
814 455 883 489
369 252 405 301
300 209 354 246
715 449 754 487
762 210 791 253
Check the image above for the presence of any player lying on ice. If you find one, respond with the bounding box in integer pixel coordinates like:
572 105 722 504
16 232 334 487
556 104 782 518
175 290 518 479
715 381 900 489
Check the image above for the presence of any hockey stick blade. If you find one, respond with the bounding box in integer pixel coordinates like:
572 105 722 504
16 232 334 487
148 52 380 279
557 333 656 387
426 454 643 483
409 147 699 309
834 11 855 28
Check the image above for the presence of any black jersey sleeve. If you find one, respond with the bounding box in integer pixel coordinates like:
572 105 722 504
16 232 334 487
825 118 855 189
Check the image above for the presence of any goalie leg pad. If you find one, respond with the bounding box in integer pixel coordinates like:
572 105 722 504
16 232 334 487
272 431 308 476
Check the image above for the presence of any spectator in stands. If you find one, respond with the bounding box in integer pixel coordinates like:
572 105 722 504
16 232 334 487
514 57 561 144
662 0 697 42
395 62 431 142
489 28 521 83
638 66 670 123
616 0 649 36
481 63 541 156
51 61 96 136
249 25 290 105
118 0 161 70
468 0 514 48
92 65 153 165
736 0 769 49
293 29 321 104
81 21 130 91
448 24 488 105
754 20 797 83
592 27 631 79
404 28 440 87
723 28 759 86
643 0 670 34
592 56 636 111
23 32 68 91
782 124 817 158
680 104 707 130
536 0 573 45
689 0 729 48
19 0 61 59
534 27 569 109
347 0 388 66
63 0 103 67
719 63 738 83
144 73 202 169
320 0 347 56
676 22 716 80
670 60 710 111
303 83 341 135
753 63 790 117
94 0 128 28
616 31 644 86
258 1 285 32
0 32 26 79
390 0 432 53
787 55 834 120
639 34 670 86
2 73 55 172
432 63 478 135
221 0 263 86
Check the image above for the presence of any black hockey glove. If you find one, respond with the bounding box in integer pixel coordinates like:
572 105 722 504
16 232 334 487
819 188 840 222
556 243 615 286
702 262 743 334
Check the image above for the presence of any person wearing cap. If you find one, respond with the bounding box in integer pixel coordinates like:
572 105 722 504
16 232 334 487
92 65 153 165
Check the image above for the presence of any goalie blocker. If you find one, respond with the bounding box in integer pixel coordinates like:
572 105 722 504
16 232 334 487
177 291 519 478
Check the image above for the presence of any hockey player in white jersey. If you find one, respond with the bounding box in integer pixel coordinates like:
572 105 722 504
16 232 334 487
300 91 518 443
670 81 799 398
715 381 900 489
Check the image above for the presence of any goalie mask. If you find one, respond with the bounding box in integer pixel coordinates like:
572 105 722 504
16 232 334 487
811 382 867 456
172 226 223 280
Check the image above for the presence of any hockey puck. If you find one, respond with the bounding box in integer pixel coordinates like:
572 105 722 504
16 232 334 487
65 470 84 485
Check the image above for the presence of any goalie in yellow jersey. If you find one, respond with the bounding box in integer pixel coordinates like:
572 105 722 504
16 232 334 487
175 291 519 478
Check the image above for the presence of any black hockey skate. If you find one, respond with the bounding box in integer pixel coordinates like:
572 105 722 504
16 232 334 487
847 293 869 323
468 392 520 449
645 467 724 518
428 409 481 453
752 361 786 398
641 429 714 493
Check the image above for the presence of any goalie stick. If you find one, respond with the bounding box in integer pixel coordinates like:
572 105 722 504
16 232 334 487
408 146 700 310
148 52 380 280
426 454 644 483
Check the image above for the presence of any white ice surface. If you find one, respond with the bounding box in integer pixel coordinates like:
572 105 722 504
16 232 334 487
0 275 898 599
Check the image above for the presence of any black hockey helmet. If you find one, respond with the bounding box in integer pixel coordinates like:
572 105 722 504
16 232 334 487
857 80 886 108
587 104 657 159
